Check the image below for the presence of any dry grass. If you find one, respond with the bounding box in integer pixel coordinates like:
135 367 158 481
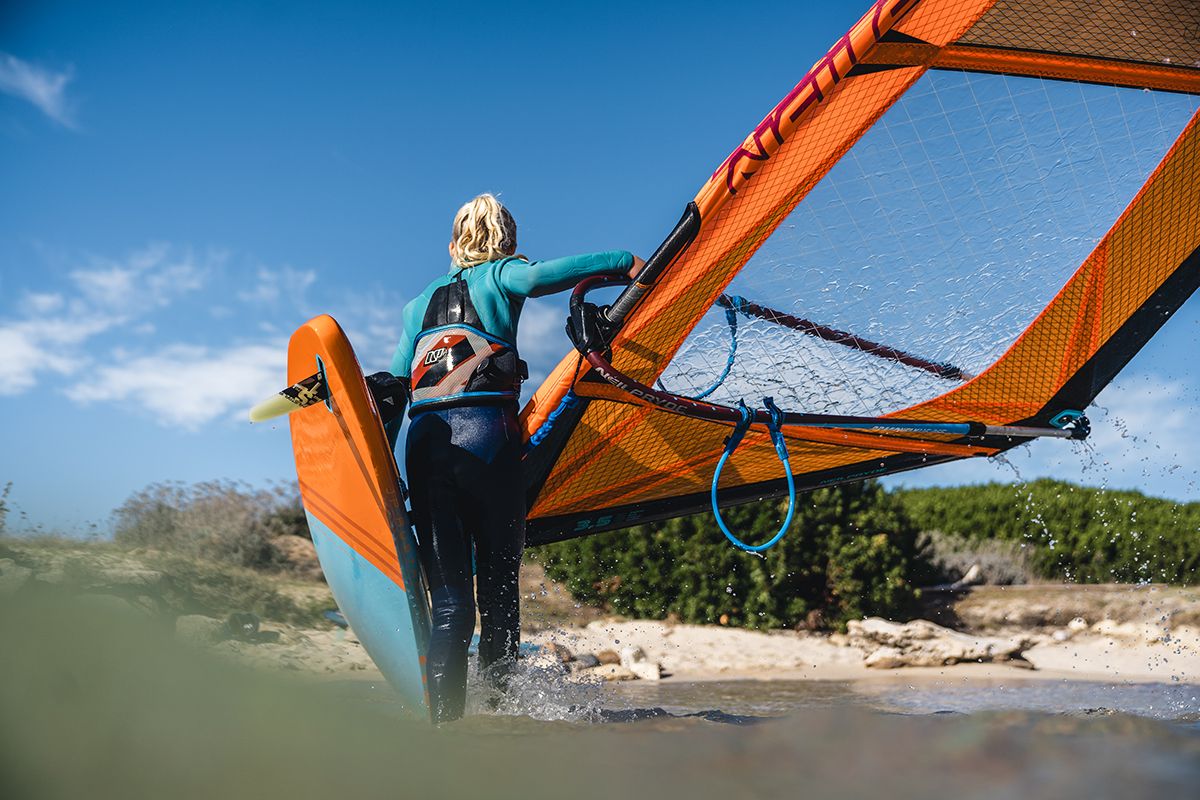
1 536 332 626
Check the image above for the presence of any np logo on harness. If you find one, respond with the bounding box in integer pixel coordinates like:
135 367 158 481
423 347 448 366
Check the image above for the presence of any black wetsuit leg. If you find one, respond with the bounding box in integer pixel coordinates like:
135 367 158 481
405 404 525 722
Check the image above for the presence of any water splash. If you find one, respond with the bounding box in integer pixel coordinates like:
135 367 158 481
464 653 608 722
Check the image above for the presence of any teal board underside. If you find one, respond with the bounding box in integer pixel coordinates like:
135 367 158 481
306 512 429 719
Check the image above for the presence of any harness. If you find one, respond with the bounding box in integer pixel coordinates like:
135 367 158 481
409 270 527 413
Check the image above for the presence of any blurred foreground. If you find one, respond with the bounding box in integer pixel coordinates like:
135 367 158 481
2 590 1199 799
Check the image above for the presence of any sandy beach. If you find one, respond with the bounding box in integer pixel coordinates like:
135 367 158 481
518 563 1200 686
4 540 1197 690
212 565 1200 690
526 617 1200 685
199 602 1200 705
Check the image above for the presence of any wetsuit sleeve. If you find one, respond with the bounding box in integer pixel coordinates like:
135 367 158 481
390 331 412 380
497 250 633 298
390 298 425 380
386 301 420 450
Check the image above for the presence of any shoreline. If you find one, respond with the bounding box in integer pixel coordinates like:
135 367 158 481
614 660 1197 686
281 616 1200 689
525 617 1200 687
198 608 1200 692
4 539 1197 689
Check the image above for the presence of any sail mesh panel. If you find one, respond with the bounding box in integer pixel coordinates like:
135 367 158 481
657 72 1199 417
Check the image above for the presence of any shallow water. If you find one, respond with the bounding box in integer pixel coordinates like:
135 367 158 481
437 672 1200 797
606 676 1200 723
332 668 1200 737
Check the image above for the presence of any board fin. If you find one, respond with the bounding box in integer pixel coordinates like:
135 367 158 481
248 372 327 423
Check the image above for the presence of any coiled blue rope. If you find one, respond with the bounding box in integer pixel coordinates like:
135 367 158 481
657 300 740 400
711 397 796 552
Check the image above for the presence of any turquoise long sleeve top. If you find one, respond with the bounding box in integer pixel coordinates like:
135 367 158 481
388 250 633 381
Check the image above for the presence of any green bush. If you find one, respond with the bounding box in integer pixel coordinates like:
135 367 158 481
894 480 1200 585
538 481 926 630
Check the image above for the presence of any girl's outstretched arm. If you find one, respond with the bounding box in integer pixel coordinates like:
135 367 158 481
499 250 634 298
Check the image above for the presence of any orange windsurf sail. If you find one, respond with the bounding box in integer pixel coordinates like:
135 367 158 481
520 0 1200 544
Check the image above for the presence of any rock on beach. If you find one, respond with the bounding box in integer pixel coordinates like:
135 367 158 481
847 618 1033 669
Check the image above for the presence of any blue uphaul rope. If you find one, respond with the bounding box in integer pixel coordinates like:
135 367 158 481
657 300 740 400
526 390 579 452
711 397 796 553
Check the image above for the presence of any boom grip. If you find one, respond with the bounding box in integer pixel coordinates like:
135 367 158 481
604 201 702 327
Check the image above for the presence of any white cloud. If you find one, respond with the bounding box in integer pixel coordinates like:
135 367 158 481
70 266 136 307
237 266 317 306
0 244 210 396
0 320 83 394
64 342 285 430
1 241 407 429
22 292 63 314
0 314 117 395
0 51 75 128
326 288 407 373
69 243 208 316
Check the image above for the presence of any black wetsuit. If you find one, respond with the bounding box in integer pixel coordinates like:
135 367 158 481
388 251 632 722
406 404 524 721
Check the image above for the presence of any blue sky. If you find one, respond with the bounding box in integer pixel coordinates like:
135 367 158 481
2 1 1197 532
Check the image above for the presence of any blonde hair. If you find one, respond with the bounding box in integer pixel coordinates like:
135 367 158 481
450 193 518 268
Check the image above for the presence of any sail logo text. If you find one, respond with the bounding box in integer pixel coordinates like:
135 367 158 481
714 0 918 197
593 365 694 414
